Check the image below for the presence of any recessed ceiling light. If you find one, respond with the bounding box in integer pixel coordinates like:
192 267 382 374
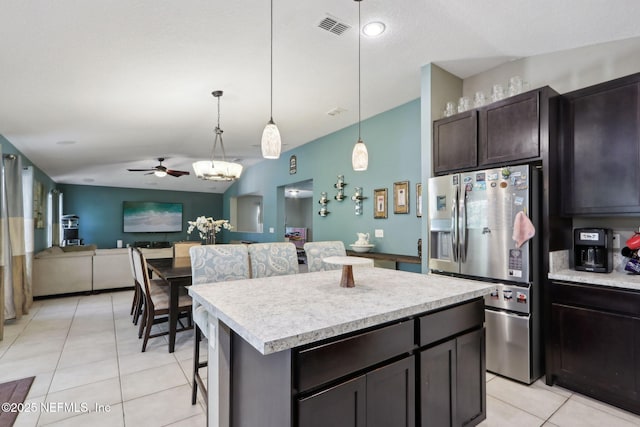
56 140 77 145
363 21 385 37
82 178 95 183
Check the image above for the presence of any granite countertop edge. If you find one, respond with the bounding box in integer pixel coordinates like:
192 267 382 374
254 287 492 355
549 269 640 291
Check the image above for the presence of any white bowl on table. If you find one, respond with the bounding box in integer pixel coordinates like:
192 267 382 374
349 244 374 253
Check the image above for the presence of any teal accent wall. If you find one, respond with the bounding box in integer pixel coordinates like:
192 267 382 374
224 99 424 261
1 135 57 252
60 184 223 249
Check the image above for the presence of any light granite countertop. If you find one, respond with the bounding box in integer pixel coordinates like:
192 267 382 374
548 269 640 291
189 268 493 355
549 250 640 291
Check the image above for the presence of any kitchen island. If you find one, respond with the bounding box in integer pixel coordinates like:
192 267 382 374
189 267 494 427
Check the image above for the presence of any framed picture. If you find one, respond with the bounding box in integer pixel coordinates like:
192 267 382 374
394 181 409 214
373 188 388 219
33 180 45 229
122 201 183 233
416 183 423 217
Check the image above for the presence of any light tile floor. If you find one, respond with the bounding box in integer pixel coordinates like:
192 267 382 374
2 290 640 426
1 291 206 427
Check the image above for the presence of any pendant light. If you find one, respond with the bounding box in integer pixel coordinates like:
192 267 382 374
352 0 368 171
261 0 282 159
192 91 243 181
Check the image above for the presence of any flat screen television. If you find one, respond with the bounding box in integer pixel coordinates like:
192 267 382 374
123 201 183 233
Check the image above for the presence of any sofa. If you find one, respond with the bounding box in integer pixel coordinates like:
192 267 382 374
33 246 95 297
33 246 173 297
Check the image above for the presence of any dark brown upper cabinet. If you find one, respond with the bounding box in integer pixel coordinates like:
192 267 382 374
433 87 557 175
560 72 640 215
478 90 540 166
433 110 478 174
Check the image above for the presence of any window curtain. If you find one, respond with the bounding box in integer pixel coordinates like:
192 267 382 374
1 149 31 340
51 190 62 247
22 167 35 320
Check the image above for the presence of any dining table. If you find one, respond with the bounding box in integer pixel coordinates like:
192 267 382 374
145 256 192 353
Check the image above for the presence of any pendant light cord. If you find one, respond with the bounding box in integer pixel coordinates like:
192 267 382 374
212 92 227 162
270 0 274 122
357 0 361 140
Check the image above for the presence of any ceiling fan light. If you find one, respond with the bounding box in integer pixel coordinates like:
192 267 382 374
261 119 281 159
352 138 368 171
154 170 167 177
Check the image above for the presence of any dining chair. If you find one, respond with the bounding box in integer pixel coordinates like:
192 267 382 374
247 242 300 278
189 244 251 405
132 247 192 352
127 247 144 325
303 241 347 272
173 241 201 258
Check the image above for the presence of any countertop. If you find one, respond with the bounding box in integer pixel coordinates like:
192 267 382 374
188 268 493 355
549 250 640 291
548 269 640 291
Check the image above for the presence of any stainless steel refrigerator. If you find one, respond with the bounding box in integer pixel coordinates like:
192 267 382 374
428 163 541 384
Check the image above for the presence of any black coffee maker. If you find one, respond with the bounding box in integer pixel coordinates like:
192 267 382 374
573 228 613 273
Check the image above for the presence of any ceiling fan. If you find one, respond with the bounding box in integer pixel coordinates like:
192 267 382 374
127 157 190 178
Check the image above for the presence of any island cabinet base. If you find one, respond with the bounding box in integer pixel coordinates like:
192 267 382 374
223 298 485 427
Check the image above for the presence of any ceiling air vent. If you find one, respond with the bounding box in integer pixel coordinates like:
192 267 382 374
318 15 351 36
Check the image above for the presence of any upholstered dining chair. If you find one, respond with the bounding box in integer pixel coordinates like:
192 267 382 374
132 247 192 352
173 241 201 258
189 244 251 405
128 247 144 326
303 241 347 272
304 241 373 272
247 242 300 278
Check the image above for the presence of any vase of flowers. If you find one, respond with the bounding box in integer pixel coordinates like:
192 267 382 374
187 216 233 245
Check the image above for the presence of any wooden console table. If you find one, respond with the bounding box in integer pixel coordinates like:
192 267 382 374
345 250 421 270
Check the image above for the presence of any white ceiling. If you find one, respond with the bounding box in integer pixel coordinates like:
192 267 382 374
1 0 640 193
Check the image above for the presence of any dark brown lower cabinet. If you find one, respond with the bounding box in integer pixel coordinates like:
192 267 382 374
420 339 455 425
298 375 366 427
229 298 486 426
456 329 486 425
420 328 486 427
297 357 415 427
547 281 640 414
366 357 415 427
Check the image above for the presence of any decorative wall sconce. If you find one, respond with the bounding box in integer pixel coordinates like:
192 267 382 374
352 186 367 215
318 191 330 217
334 175 347 201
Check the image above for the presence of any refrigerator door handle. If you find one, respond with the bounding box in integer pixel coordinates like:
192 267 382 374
459 187 467 262
451 186 459 262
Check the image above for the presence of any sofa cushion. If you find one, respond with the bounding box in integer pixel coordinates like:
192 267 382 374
35 246 95 258
34 246 64 258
